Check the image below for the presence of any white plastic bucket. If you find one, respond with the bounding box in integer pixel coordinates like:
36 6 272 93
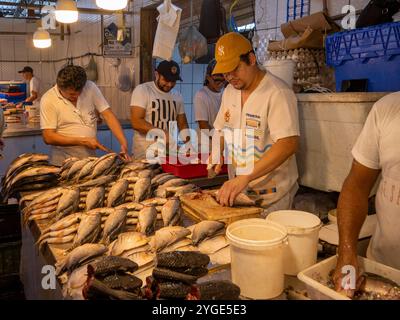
226 218 288 299
264 59 296 87
266 210 322 276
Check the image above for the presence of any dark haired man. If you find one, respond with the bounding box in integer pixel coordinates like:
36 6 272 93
17 66 41 109
210 32 300 214
130 60 189 159
40 65 130 165
194 60 225 131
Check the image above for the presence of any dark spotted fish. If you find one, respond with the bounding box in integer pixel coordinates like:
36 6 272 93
156 251 210 269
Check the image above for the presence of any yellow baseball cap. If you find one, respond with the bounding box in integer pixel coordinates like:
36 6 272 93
213 32 253 75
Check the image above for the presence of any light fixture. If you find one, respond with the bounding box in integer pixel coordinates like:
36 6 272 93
33 28 52 48
55 0 78 24
96 0 128 11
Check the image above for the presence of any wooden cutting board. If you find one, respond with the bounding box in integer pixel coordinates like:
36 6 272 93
180 193 263 224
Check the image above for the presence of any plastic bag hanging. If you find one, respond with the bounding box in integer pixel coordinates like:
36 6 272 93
116 60 134 92
178 25 208 64
152 0 182 61
85 55 98 82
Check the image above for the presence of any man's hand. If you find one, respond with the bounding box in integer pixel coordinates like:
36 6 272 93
16 102 24 109
217 175 250 207
82 137 108 152
333 252 362 298
120 144 132 161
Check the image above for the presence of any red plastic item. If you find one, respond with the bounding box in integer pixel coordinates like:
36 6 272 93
160 154 227 179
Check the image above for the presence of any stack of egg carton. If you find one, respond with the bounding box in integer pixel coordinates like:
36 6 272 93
266 49 335 92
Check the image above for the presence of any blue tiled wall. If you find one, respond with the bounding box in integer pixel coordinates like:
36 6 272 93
171 46 208 131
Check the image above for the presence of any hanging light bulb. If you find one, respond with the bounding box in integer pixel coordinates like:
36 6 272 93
96 0 128 11
33 28 52 48
55 0 78 24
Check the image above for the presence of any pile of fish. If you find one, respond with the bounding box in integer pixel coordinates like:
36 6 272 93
83 256 143 300
145 251 240 300
1 153 60 201
327 271 400 300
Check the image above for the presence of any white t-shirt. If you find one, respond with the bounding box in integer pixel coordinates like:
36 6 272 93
352 91 400 269
214 71 300 206
130 81 185 158
40 81 110 165
194 86 223 128
30 76 41 107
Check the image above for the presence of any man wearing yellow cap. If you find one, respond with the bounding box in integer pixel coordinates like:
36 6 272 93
210 32 300 215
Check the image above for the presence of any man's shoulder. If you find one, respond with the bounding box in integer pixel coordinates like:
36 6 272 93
41 86 57 102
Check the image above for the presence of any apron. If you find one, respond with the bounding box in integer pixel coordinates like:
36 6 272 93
50 146 96 166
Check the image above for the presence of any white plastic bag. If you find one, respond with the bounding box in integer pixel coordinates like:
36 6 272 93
85 55 98 82
152 0 182 61
179 25 208 64
116 61 134 92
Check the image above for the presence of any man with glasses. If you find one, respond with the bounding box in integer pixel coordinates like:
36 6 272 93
210 32 300 215
130 60 189 159
40 65 130 165
194 60 225 132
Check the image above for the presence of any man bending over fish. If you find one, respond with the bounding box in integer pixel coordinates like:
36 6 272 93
40 65 130 166
333 92 400 298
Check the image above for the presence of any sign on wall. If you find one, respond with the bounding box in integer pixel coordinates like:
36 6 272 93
103 22 133 57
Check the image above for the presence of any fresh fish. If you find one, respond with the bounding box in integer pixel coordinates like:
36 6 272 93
153 281 191 300
161 197 181 227
39 234 75 251
141 198 168 206
160 178 187 188
85 186 105 211
354 273 400 300
83 269 141 300
106 179 129 207
56 188 80 220
108 232 150 256
159 238 194 253
102 274 143 293
152 267 198 284
149 226 191 252
191 220 225 245
151 174 176 187
42 213 83 234
116 202 144 212
138 169 154 179
137 205 157 236
214 190 256 207
22 196 60 216
77 175 115 189
156 251 210 269
173 184 200 196
90 153 119 179
6 166 60 191
76 159 96 181
37 224 79 250
56 243 107 275
197 235 229 255
101 208 128 244
187 281 241 300
119 244 151 258
128 252 155 268
61 264 88 300
4 153 49 184
69 213 102 251
134 177 151 202
90 256 138 277
67 158 92 180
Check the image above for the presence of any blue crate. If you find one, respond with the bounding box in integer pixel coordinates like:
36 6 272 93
0 92 26 103
325 22 400 92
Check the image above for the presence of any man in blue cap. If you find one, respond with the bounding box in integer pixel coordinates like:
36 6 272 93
130 60 190 158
